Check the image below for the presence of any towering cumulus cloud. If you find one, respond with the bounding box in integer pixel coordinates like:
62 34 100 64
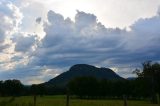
32 10 125 68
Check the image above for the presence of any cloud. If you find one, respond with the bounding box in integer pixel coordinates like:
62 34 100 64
36 17 42 24
75 10 97 30
0 1 23 70
125 14 160 53
158 7 160 15
30 10 160 79
30 10 125 68
0 64 63 84
109 13 160 66
12 33 38 52
30 0 160 28
0 1 22 43
0 1 38 78
0 44 10 52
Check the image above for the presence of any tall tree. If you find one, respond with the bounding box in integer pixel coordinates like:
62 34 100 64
134 61 160 103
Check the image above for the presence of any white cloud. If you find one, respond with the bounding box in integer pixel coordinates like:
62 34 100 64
31 0 160 29
0 1 22 43
11 0 160 29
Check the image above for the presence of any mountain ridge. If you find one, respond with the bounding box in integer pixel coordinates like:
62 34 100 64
45 64 124 87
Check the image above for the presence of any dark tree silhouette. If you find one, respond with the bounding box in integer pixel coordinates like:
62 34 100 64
0 79 23 96
134 61 160 103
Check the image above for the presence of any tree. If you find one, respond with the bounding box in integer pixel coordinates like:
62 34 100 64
68 76 99 98
0 81 3 96
134 61 160 103
2 79 23 96
30 84 46 96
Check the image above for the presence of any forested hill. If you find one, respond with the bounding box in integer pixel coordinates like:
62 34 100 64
45 64 124 86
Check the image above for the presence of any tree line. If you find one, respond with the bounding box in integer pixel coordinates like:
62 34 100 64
68 76 151 99
0 80 47 97
1 78 147 98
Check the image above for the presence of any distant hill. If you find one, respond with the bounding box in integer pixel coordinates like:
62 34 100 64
127 77 136 80
45 64 124 87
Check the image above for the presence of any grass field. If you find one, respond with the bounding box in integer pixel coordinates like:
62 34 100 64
0 95 159 106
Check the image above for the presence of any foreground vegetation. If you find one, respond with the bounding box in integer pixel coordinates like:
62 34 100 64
0 96 159 106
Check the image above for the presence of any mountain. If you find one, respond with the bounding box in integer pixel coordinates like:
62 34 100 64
127 77 136 80
45 64 124 87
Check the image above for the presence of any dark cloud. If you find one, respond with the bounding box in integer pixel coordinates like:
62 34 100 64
36 17 41 24
0 63 64 84
31 10 125 69
12 34 38 52
31 10 160 75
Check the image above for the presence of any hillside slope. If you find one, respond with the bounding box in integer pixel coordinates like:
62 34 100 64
45 64 124 86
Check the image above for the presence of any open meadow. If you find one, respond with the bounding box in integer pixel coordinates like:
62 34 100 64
0 95 159 106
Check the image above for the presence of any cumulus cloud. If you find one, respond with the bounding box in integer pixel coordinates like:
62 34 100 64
30 10 160 80
30 11 125 68
75 10 97 30
124 13 160 54
12 33 38 52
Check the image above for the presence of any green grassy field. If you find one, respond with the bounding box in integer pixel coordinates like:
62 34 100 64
0 95 159 106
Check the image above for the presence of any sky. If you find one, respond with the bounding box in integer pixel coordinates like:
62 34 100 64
0 0 160 84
